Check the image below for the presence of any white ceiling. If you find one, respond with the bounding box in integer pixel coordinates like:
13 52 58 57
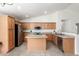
0 3 71 20
66 3 79 12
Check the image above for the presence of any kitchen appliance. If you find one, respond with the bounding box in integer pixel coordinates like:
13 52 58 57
35 26 41 30
34 26 42 35
76 23 79 55
15 24 23 47
76 23 79 34
57 37 64 52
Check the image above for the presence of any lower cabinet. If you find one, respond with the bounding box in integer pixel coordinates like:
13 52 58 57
57 36 74 54
46 34 53 41
63 38 74 54
53 35 74 54
27 38 46 52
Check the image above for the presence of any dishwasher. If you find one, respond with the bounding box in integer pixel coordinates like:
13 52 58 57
57 37 64 52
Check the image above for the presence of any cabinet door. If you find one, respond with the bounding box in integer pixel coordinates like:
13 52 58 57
47 23 56 29
8 16 15 29
8 17 12 29
46 34 53 41
8 30 15 50
11 17 15 29
63 38 74 54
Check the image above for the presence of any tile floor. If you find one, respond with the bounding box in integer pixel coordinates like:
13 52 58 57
0 42 75 56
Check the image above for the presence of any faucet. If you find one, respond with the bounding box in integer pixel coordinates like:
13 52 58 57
30 30 32 33
53 30 57 34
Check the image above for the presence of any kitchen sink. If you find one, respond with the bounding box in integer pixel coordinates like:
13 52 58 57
56 33 66 36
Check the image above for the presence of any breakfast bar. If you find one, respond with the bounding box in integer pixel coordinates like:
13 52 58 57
25 34 47 52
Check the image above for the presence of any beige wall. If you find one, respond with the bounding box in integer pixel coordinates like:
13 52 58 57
58 9 79 34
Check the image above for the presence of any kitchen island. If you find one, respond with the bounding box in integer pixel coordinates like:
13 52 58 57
25 34 47 52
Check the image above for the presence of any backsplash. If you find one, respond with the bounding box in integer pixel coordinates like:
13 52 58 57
23 29 54 33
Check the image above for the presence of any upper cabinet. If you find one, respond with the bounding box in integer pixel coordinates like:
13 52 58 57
8 16 15 29
21 22 56 30
46 23 56 29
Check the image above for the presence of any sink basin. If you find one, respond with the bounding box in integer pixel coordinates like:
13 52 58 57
59 33 65 35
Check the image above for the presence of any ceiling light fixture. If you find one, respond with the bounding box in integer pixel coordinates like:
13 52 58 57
17 6 21 10
25 15 30 18
44 11 48 14
0 3 13 7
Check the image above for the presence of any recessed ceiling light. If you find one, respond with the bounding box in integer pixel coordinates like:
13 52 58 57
25 15 30 18
17 6 21 10
44 11 48 14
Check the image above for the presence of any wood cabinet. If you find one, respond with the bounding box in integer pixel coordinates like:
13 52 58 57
47 23 56 29
21 23 30 29
54 35 75 54
63 38 74 54
21 22 56 30
8 30 15 51
46 34 53 41
0 16 15 53
8 16 15 29
8 16 15 51
53 34 74 54
26 35 46 52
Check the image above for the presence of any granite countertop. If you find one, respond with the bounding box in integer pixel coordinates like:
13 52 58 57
25 34 47 39
25 33 75 39
22 29 54 34
23 30 75 39
55 34 75 39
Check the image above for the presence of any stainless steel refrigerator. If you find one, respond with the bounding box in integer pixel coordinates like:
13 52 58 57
15 24 23 47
